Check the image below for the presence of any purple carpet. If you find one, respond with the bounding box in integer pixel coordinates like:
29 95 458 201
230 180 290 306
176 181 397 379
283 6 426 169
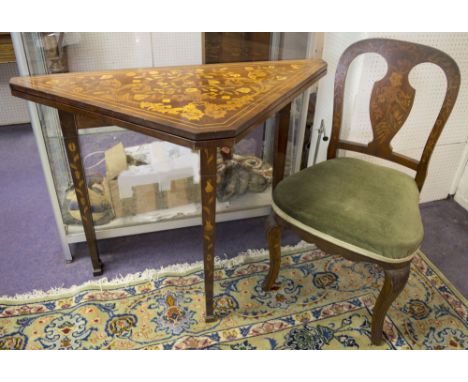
0 124 298 296
0 124 467 298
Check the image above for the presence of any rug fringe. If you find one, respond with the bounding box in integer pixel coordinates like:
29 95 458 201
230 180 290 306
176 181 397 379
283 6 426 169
0 241 315 303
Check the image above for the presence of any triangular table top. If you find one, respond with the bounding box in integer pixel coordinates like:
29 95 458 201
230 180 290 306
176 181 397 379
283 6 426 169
10 59 327 141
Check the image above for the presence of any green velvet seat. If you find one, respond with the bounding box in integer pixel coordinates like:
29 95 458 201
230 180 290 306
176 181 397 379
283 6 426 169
273 157 424 261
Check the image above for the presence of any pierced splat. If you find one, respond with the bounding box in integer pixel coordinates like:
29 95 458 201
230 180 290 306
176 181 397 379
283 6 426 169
328 38 460 190
368 68 415 155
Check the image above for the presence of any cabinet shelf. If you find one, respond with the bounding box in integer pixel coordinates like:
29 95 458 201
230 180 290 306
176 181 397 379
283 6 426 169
65 188 273 243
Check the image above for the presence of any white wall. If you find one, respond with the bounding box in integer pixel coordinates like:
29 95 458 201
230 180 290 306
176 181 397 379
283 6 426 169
310 32 468 203
150 33 203 67
65 32 202 72
65 32 153 71
454 146 468 210
0 62 30 125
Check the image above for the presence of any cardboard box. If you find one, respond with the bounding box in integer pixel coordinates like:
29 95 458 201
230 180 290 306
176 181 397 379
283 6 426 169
134 183 158 214
167 178 200 209
104 143 200 218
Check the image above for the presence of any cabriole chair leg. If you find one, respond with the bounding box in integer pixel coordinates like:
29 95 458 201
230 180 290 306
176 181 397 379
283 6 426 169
262 212 282 291
371 262 411 345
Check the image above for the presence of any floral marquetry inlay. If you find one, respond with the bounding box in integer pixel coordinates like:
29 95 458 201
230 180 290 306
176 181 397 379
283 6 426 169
328 38 460 190
10 59 327 140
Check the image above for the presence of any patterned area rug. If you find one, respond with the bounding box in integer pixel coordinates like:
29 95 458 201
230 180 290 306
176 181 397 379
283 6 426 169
1 243 466 349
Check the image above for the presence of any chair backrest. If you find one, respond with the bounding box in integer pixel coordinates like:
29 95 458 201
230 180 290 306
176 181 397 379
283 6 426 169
327 38 461 190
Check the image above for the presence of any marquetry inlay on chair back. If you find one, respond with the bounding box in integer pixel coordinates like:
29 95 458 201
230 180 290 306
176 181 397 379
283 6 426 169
327 38 461 191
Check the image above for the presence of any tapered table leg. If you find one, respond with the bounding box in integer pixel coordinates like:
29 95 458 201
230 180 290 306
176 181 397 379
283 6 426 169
59 110 103 276
272 103 291 188
200 146 218 322
263 103 291 292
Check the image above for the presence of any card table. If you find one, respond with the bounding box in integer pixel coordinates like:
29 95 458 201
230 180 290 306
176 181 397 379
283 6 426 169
10 58 327 321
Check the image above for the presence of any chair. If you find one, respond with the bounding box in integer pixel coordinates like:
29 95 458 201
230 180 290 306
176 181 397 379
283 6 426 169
263 38 461 345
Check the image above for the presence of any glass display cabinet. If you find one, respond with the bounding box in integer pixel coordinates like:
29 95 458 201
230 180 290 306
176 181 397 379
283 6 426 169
11 32 321 261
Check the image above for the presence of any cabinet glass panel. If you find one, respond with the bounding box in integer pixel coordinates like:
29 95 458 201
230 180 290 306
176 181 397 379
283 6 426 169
19 32 312 236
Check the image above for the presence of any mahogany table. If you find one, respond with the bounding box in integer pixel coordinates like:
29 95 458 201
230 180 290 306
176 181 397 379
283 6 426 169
10 59 327 321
